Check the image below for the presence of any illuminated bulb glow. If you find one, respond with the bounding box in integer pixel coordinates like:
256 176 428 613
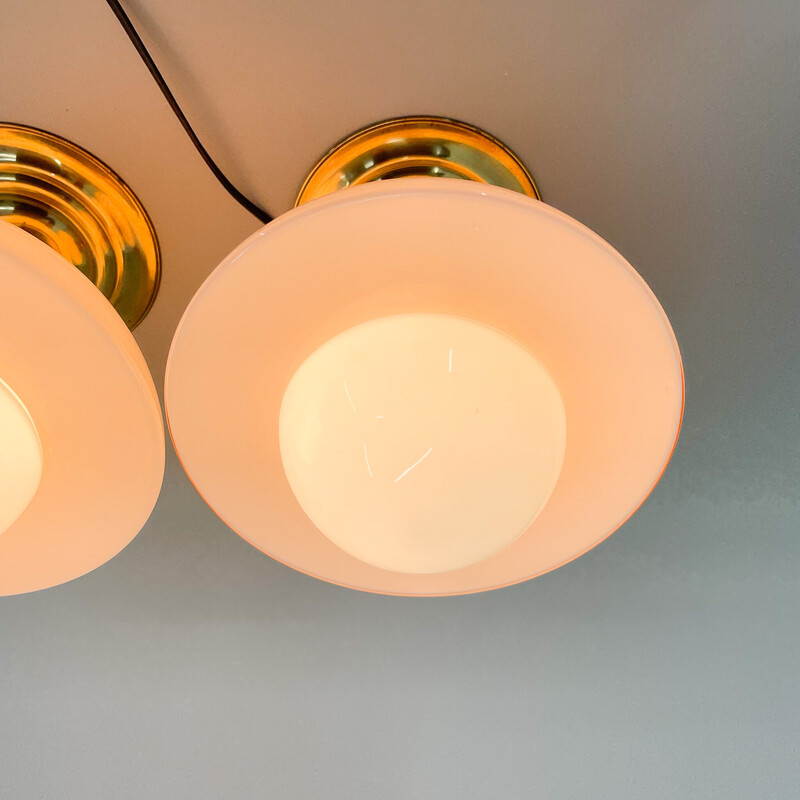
279 314 566 573
0 377 42 534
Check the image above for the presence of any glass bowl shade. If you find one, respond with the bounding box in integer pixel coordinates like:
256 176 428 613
0 222 164 596
0 377 42 535
165 179 683 596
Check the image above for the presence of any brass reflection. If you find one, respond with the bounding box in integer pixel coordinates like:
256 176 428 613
296 116 540 206
0 124 160 329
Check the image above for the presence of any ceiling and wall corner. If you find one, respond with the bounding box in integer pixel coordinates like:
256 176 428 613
1 1 799 797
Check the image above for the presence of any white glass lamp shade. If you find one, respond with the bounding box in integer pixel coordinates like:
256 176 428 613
166 179 683 596
0 222 165 595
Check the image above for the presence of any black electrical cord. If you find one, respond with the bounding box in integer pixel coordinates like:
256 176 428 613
103 0 273 225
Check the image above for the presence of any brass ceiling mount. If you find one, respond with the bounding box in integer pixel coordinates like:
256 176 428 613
0 124 160 329
295 116 540 206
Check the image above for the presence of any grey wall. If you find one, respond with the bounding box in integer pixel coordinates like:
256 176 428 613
2 1 799 797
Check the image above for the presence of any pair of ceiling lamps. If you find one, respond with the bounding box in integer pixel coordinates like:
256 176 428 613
0 112 683 598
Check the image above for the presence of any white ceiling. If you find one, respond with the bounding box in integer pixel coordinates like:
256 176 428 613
2 1 799 797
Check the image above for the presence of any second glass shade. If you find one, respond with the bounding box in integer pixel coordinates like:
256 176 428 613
0 222 164 596
166 179 683 595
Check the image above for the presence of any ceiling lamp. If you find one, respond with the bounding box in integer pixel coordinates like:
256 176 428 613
166 117 684 596
0 124 164 596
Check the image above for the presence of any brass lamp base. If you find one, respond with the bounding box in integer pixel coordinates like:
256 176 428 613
0 124 160 330
295 116 540 206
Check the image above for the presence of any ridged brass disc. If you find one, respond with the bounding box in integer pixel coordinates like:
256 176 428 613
0 124 160 329
296 116 540 206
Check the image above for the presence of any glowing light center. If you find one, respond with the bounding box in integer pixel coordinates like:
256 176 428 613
279 314 566 574
0 378 43 534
